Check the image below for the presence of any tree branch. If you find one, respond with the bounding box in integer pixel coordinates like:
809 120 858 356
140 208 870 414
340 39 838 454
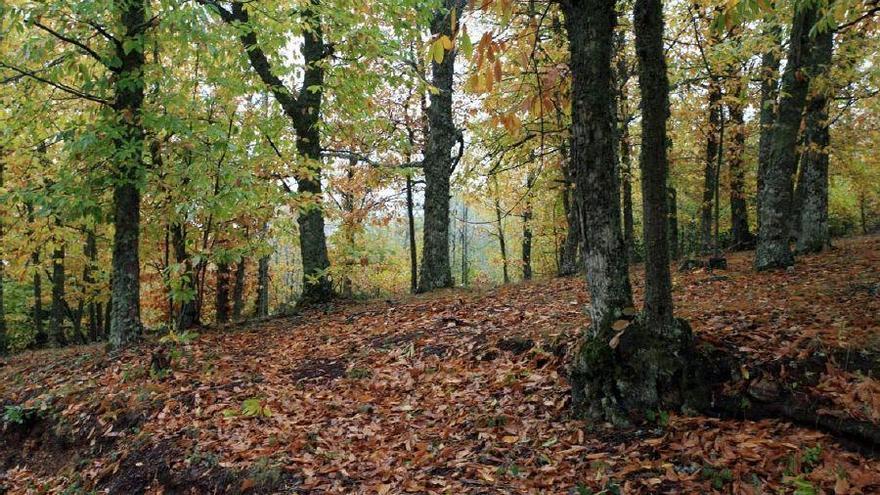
33 21 111 71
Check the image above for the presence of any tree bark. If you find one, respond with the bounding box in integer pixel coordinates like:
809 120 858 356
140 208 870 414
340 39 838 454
635 0 674 331
85 230 100 341
756 26 781 232
616 32 636 261
755 4 818 270
558 152 582 276
728 78 753 250
701 78 722 254
796 28 834 254
460 203 469 287
561 0 633 332
495 193 510 285
417 0 463 293
108 0 147 349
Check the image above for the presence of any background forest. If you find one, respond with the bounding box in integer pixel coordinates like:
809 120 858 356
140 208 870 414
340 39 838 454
0 0 877 352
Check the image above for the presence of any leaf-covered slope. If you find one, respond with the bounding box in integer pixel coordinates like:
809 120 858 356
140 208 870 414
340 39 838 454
2 236 880 494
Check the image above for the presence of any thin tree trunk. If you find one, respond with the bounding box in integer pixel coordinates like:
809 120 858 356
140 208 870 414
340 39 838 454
172 222 199 329
232 258 246 320
108 0 147 349
494 182 511 284
796 27 834 254
27 203 46 347
616 32 636 260
49 228 67 347
460 203 469 287
558 152 582 276
406 175 418 293
755 4 818 270
256 255 270 317
522 173 535 281
728 77 753 249
418 0 463 293
85 230 99 341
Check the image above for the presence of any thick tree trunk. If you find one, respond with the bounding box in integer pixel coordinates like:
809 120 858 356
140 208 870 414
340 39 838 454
108 0 147 349
635 0 674 331
293 2 333 305
232 258 246 320
755 5 818 270
49 235 67 347
418 0 463 293
701 79 722 254
796 29 834 254
756 26 781 231
215 262 230 324
256 255 270 317
728 80 754 250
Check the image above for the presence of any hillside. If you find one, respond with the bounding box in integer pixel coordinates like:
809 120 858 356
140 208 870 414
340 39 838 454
2 236 880 494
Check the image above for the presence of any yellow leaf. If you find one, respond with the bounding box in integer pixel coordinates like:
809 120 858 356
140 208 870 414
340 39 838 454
502 435 519 444
612 319 630 331
440 35 453 51
433 40 445 64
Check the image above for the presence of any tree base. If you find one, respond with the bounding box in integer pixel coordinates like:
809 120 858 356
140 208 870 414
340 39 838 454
569 317 708 426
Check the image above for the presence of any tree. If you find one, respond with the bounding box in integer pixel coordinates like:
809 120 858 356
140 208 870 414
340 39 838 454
198 0 334 305
418 0 465 293
796 27 834 253
755 2 819 270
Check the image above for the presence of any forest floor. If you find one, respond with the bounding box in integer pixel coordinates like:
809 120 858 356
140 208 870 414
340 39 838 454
2 236 880 494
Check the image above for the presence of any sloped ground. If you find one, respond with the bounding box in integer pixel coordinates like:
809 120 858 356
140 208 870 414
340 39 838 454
2 236 879 494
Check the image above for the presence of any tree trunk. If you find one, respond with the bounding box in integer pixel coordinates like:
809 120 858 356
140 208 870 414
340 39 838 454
494 190 510 285
85 230 100 341
256 255 270 317
522 173 535 281
635 0 674 331
215 262 230 324
558 153 582 276
232 258 246 320
406 175 418 293
49 232 67 347
756 26 781 232
796 28 834 254
460 203 469 287
27 203 46 347
616 32 636 261
701 78 722 254
108 0 147 349
755 4 818 270
417 0 463 293
172 222 199 329
728 78 753 250
293 4 333 305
